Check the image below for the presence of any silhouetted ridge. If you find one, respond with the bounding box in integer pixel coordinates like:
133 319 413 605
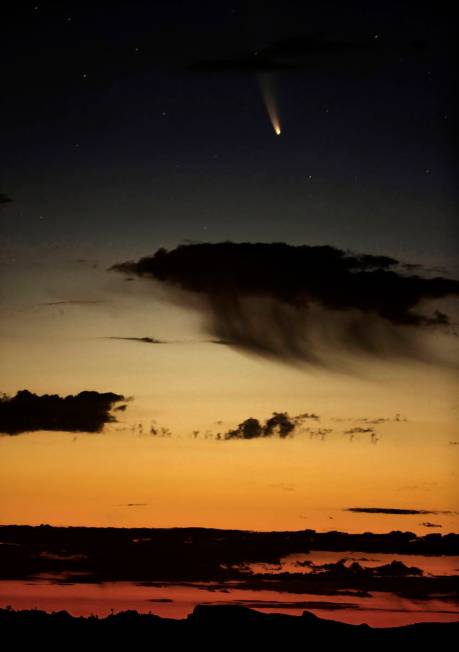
0 607 457 648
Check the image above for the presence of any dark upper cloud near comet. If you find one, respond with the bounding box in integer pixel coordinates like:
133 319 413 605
188 34 427 74
111 242 459 368
0 390 126 435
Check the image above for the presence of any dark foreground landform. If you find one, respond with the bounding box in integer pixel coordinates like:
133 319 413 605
1 525 458 601
1 606 458 647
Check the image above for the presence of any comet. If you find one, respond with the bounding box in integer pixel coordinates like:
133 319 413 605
258 73 282 136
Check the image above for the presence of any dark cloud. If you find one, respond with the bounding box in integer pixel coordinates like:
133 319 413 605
402 263 451 276
264 412 296 437
0 193 12 206
117 503 149 508
346 507 453 515
202 598 458 616
105 336 230 345
357 417 391 424
188 34 426 75
106 336 166 344
225 417 263 440
362 560 423 577
223 411 312 440
421 523 442 528
305 428 332 440
38 300 104 307
149 421 172 437
188 55 291 74
204 599 360 610
295 412 320 421
75 259 99 268
1 525 457 590
268 483 295 492
111 243 459 368
0 390 126 435
333 415 404 423
298 558 423 578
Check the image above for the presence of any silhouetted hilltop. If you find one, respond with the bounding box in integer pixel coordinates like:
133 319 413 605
1 606 457 647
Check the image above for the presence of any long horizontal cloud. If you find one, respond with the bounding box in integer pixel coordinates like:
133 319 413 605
0 390 126 435
1 525 457 589
204 599 361 610
346 507 453 515
105 336 230 345
106 336 166 344
38 300 104 307
188 34 426 74
111 242 459 368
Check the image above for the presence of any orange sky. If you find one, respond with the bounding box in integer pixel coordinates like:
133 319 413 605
1 264 458 533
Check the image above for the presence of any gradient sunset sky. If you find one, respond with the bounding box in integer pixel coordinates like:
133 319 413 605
1 1 457 534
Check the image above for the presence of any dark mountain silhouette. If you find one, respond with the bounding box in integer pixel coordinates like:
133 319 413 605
0 606 457 648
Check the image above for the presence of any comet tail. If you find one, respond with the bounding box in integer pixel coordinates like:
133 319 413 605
258 73 282 136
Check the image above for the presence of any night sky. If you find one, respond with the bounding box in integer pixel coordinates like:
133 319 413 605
1 1 456 263
0 2 458 536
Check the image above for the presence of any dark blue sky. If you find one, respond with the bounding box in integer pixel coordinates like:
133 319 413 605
1 1 456 267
